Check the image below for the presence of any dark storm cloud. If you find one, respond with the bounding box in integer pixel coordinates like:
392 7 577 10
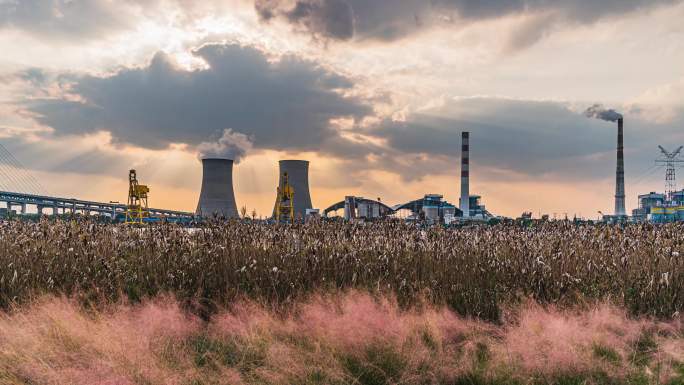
255 0 679 43
24 43 372 155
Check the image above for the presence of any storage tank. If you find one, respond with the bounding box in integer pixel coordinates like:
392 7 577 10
196 158 239 218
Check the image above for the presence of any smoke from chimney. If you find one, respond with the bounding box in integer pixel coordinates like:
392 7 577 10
584 104 623 122
197 129 253 163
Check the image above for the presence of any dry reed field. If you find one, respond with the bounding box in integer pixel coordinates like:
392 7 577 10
0 219 682 318
1 219 684 384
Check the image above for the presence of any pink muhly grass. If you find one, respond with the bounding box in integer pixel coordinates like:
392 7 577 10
297 291 411 348
2 292 684 384
0 295 200 385
498 301 651 377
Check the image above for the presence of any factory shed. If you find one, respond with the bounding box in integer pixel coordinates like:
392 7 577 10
324 196 394 219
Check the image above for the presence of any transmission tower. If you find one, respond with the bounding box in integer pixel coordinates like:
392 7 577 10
656 145 684 200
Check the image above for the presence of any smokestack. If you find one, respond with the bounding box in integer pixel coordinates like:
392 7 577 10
460 132 470 218
615 118 626 216
273 160 313 219
584 105 626 217
196 158 239 218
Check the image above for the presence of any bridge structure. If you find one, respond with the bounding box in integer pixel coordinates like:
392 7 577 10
0 142 194 221
0 190 193 220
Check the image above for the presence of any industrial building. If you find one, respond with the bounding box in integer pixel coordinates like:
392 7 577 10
321 130 495 224
632 190 684 222
323 196 394 220
196 158 239 218
462 195 492 219
393 194 460 224
272 160 313 220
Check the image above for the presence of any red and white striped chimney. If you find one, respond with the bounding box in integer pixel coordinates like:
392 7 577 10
615 118 626 216
460 132 470 218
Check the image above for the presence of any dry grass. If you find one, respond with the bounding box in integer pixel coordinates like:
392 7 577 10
1 219 683 321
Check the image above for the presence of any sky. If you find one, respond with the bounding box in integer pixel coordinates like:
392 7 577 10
1 0 684 219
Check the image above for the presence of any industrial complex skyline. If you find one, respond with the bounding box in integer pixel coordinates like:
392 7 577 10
1 0 684 218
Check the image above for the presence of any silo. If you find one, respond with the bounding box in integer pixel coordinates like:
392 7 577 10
273 160 313 220
196 158 239 218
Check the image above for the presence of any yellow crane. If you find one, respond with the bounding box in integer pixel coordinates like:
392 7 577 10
125 169 150 224
275 172 294 223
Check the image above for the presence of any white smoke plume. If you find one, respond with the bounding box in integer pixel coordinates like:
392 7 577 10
585 104 623 122
197 129 253 163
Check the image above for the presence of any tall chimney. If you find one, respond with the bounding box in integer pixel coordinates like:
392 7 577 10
460 132 470 218
196 158 239 218
272 160 313 220
615 118 626 216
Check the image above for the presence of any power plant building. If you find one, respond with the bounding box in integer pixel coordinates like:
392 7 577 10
464 195 492 219
196 158 239 218
632 190 684 222
323 196 394 220
272 160 313 220
393 194 460 224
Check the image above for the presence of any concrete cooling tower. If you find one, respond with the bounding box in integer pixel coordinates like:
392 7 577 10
196 158 239 218
273 160 313 219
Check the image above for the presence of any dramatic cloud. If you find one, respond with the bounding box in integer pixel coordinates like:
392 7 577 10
256 0 679 44
24 43 372 155
0 0 137 40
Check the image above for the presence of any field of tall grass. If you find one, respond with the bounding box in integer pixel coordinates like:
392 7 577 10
0 219 682 319
1 292 684 385
1 219 684 384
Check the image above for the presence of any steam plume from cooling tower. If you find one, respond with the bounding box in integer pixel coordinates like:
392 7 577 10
197 129 253 163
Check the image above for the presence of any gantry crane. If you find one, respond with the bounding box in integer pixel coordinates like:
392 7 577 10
125 169 150 224
274 172 294 223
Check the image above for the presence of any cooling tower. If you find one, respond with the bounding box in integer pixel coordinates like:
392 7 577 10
460 132 470 218
273 160 313 220
196 158 239 218
615 118 626 217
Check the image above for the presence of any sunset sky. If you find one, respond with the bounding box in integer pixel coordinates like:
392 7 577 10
1 0 684 218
